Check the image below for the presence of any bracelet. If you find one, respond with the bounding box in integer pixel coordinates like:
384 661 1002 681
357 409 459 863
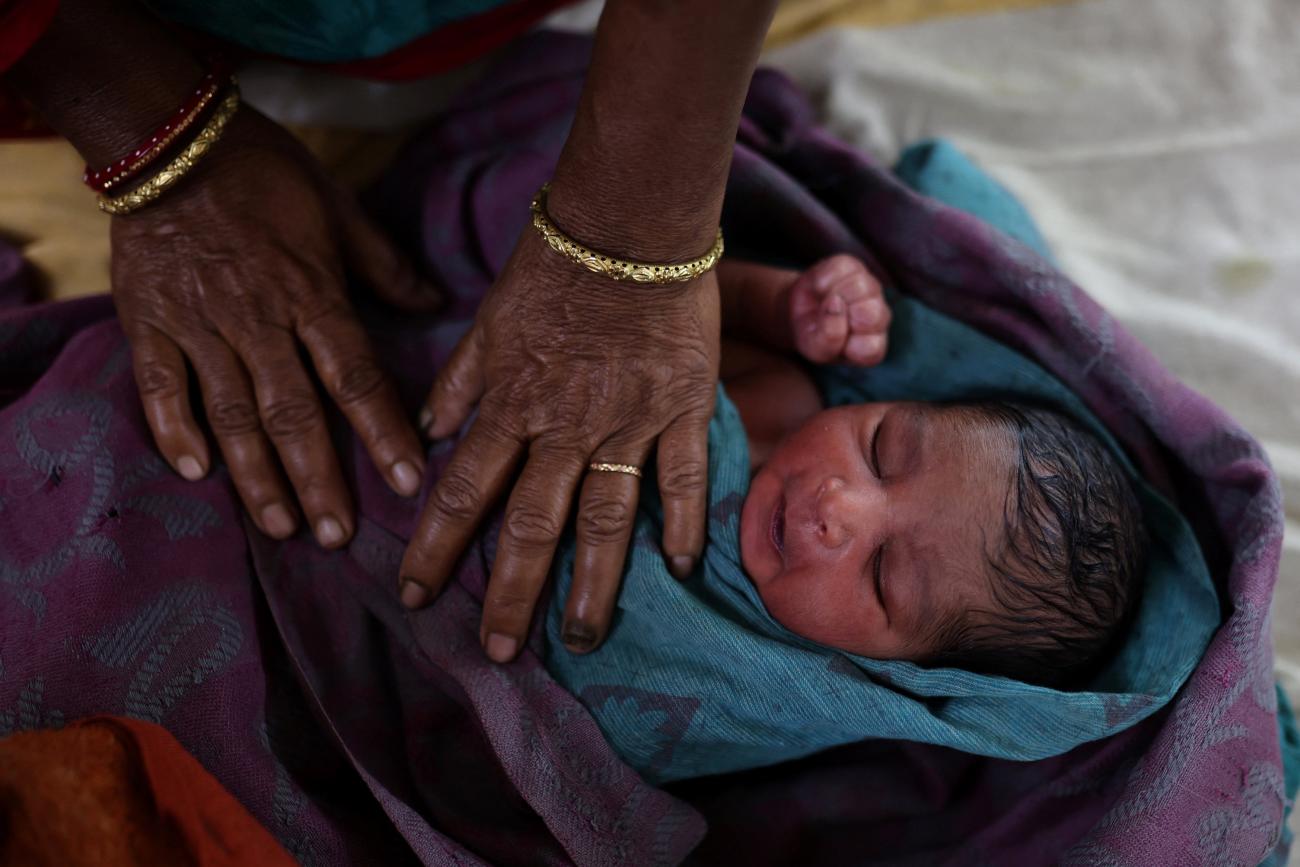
530 183 724 284
97 85 241 217
83 66 226 193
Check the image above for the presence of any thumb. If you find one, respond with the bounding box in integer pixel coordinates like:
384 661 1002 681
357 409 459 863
422 324 487 440
336 188 444 312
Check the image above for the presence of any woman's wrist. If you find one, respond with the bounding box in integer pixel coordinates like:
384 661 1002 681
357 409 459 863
545 143 727 263
540 0 777 264
8 0 203 168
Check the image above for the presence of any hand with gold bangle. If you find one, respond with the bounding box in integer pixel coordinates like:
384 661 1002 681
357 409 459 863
397 0 778 664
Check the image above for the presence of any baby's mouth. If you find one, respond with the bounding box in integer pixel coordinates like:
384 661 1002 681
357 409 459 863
770 494 786 561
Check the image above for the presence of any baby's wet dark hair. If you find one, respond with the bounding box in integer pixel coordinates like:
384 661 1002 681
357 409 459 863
925 402 1146 687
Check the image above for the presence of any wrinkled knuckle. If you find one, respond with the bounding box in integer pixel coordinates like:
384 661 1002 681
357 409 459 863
208 398 260 436
578 494 633 545
435 368 475 402
330 361 386 406
136 362 184 399
677 370 716 407
486 588 533 617
295 302 348 335
429 473 482 524
261 393 321 441
503 506 563 551
660 460 708 500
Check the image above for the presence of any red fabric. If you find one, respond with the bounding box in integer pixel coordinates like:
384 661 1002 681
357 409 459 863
0 0 58 73
0 716 297 866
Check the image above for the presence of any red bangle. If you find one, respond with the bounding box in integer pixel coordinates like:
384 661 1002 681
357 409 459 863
82 65 228 193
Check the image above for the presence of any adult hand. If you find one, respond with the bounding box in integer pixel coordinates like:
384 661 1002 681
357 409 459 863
112 107 441 546
398 227 720 661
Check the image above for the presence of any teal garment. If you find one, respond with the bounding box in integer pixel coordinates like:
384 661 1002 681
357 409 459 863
142 0 509 62
543 141 1221 784
893 139 1055 262
1272 684 1300 861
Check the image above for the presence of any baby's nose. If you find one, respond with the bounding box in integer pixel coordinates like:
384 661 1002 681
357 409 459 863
815 478 878 549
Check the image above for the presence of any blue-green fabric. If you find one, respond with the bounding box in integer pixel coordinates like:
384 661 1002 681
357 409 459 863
893 139 1055 262
544 140 1220 785
142 0 509 62
1272 684 1300 861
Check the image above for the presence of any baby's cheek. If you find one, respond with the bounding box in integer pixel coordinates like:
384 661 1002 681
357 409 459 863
761 566 867 649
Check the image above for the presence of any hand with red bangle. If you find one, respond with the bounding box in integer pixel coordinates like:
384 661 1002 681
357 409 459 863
82 64 225 193
11 1 442 547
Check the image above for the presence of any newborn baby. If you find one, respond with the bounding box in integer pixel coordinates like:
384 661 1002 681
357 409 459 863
714 254 1146 686
544 252 1156 782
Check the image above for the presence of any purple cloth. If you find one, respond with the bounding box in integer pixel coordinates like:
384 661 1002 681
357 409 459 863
0 32 1286 866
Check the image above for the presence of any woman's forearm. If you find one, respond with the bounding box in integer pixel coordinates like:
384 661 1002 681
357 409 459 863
546 0 779 262
8 0 201 167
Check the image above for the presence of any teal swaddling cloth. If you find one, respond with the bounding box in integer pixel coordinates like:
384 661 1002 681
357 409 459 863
543 141 1219 784
141 0 509 62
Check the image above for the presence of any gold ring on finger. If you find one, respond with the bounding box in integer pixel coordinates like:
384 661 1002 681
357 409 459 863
588 462 642 478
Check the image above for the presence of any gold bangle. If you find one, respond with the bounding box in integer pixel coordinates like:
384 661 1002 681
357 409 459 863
97 85 241 216
530 183 724 284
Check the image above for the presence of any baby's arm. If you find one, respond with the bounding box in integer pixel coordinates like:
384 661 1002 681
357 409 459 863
717 255 891 467
718 254 891 366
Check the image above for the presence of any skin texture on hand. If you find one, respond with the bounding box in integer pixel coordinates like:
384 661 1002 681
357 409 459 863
111 107 441 546
397 0 776 663
11 0 441 547
400 229 720 662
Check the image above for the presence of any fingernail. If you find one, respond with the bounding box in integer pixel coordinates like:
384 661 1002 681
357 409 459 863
485 632 518 663
400 578 431 609
562 622 598 653
826 294 845 315
391 460 421 497
847 334 886 361
669 555 696 580
417 406 433 433
315 515 345 547
176 455 204 481
261 503 295 538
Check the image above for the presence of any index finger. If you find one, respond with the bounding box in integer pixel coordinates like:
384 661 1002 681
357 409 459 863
398 416 522 608
479 444 586 662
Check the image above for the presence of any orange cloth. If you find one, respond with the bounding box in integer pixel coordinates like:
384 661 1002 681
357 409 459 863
0 716 297 867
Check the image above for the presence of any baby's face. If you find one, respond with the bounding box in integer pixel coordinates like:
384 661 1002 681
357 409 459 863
739 402 1015 660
